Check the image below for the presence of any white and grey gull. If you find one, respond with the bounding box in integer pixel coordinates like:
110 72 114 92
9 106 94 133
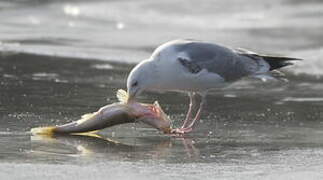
126 39 301 134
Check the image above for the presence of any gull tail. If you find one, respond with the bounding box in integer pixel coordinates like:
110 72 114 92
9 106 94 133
260 55 302 71
236 48 302 82
31 126 57 135
253 56 302 82
235 48 302 71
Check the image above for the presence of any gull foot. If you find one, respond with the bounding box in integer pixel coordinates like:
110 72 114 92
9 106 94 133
170 127 192 135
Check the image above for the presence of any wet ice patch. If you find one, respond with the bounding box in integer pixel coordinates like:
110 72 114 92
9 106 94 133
31 73 67 83
91 64 114 70
63 4 80 17
2 74 17 79
282 97 323 102
289 47 323 77
32 73 58 80
224 94 237 98
116 22 125 30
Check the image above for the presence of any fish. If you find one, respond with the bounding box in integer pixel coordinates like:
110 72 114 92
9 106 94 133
31 89 172 135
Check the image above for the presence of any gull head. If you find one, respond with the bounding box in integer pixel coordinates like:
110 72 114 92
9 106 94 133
127 60 156 102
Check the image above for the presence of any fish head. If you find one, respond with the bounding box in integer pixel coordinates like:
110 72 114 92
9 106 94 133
138 101 172 134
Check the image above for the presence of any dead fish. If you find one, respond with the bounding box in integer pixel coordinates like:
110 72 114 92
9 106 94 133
31 89 172 135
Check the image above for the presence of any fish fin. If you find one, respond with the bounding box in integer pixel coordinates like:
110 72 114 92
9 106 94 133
153 101 165 114
81 113 95 119
71 130 100 136
153 101 161 113
153 101 160 107
153 101 172 125
31 126 56 135
77 112 97 125
116 89 128 103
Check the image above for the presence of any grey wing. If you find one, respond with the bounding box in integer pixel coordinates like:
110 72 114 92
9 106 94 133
175 41 263 81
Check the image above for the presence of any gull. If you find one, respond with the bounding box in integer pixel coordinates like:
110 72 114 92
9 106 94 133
126 39 301 134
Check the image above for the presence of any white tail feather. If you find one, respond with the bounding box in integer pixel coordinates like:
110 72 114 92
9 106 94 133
252 70 288 82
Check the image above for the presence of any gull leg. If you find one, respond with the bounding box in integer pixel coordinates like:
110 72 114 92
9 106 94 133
185 94 207 129
170 93 197 134
181 92 197 128
170 93 206 135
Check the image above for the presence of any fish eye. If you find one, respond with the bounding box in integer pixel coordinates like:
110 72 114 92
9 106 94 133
131 81 138 87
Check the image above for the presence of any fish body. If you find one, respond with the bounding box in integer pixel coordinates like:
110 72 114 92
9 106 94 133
31 90 172 135
53 103 135 134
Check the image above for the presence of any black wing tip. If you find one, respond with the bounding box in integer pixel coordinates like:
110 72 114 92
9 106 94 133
260 55 301 70
280 57 303 61
269 63 292 71
261 55 303 61
266 59 295 71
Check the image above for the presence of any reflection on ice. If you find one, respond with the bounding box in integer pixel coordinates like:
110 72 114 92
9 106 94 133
30 133 201 160
283 97 323 102
91 64 114 70
116 22 125 30
28 16 40 25
63 4 80 17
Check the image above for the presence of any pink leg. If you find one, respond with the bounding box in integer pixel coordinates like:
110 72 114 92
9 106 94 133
181 92 197 128
170 94 206 135
185 95 206 129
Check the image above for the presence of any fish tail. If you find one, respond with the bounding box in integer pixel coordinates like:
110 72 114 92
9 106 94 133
31 126 57 135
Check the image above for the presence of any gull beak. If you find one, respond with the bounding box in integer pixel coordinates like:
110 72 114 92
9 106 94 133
127 89 138 103
127 94 134 103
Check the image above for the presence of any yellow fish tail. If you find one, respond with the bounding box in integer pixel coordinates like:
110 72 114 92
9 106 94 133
31 126 57 135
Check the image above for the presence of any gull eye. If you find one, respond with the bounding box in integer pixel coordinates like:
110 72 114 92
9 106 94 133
131 81 138 87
